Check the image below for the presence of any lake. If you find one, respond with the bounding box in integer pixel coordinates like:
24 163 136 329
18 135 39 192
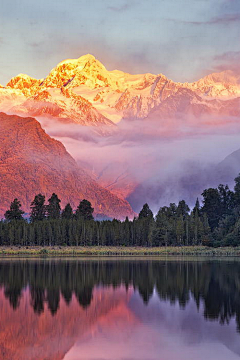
0 257 239 359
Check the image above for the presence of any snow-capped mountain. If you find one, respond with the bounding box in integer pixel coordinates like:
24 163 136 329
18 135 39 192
1 55 240 214
1 54 240 127
187 70 240 98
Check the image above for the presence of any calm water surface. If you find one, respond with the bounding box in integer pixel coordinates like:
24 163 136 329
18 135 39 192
0 258 240 360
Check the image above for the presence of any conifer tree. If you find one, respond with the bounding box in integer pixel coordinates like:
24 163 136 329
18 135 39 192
193 198 200 216
138 203 153 219
4 199 24 221
176 215 184 245
30 194 46 222
75 200 94 221
177 200 190 219
190 199 202 245
47 193 61 219
201 188 222 230
234 174 240 206
138 203 154 246
202 213 212 245
61 203 73 219
218 184 235 215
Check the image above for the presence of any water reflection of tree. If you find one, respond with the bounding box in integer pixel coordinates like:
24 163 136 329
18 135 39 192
0 260 240 331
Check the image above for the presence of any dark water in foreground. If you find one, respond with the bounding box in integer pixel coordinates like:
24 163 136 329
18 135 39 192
0 258 240 359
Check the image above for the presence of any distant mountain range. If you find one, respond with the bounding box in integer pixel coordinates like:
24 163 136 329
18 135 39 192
1 54 240 127
0 54 240 214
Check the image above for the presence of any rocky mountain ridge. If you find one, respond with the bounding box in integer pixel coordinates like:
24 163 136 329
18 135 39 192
1 54 240 126
0 112 134 219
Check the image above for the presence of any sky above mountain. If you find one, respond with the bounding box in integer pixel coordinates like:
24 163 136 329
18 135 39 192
0 0 239 85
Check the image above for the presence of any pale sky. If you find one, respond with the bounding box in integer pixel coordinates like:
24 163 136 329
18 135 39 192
0 0 239 85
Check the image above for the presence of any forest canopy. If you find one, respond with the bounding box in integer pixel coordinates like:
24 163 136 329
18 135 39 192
2 175 240 247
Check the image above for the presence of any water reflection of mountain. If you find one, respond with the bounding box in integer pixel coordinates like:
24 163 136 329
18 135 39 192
0 286 135 360
1 259 240 331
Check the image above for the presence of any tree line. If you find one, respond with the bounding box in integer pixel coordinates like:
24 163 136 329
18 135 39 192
2 174 240 247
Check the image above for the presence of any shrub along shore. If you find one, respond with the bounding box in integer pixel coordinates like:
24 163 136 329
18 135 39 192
0 246 239 257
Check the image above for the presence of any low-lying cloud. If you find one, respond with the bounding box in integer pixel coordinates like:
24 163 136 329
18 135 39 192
37 114 240 213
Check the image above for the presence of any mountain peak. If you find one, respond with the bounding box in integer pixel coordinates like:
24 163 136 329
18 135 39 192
77 53 96 62
42 53 112 90
7 73 36 85
6 74 42 96
1 55 240 127
56 54 100 68
187 69 240 97
201 70 240 85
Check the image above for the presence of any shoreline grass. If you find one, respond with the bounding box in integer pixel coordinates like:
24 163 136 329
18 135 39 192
0 246 239 257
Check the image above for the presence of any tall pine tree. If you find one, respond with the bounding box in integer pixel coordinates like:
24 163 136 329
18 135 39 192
47 193 61 219
61 203 73 219
30 194 46 222
4 199 24 221
75 200 94 221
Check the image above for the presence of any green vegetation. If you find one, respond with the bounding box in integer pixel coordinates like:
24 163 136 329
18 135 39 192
2 174 240 248
0 246 239 256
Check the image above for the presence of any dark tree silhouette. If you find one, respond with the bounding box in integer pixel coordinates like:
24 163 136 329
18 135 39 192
47 193 61 219
4 199 24 221
75 199 94 221
30 194 46 222
61 203 73 220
